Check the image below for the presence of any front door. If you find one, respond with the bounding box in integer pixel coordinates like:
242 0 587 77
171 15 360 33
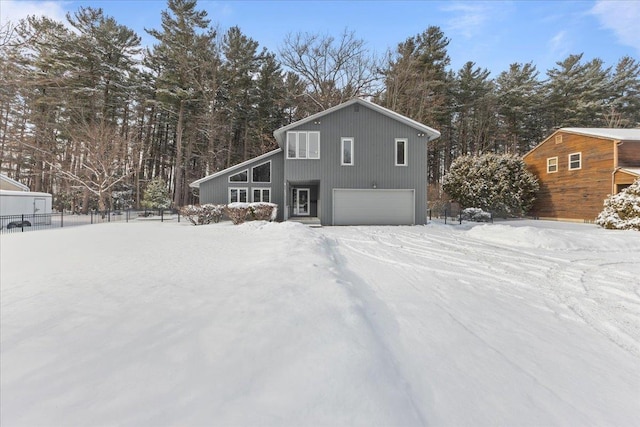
293 188 310 216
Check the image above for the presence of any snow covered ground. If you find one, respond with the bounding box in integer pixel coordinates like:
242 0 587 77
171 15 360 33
1 219 639 426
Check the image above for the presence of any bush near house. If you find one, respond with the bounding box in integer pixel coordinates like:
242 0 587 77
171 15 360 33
461 207 492 222
442 153 539 217
180 204 225 225
181 202 278 225
596 179 640 231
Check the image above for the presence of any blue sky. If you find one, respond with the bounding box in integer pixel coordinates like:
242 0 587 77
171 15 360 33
1 0 638 77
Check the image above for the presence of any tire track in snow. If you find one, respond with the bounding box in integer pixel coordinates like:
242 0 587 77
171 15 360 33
319 235 429 427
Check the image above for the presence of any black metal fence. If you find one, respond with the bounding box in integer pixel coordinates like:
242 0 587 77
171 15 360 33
428 207 494 225
0 209 180 234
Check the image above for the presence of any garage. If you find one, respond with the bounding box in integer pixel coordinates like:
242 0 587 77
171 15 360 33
332 189 415 225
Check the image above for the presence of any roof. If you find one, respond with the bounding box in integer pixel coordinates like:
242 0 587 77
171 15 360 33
273 98 441 146
189 148 282 188
524 127 640 158
619 168 640 177
0 174 30 191
561 128 640 141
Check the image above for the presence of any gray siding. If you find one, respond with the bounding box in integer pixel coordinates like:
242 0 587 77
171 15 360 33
198 150 285 221
284 103 428 225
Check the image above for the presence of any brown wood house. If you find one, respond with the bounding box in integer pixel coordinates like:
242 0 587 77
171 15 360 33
523 128 640 222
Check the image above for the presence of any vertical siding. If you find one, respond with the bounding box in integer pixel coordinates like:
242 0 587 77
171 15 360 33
198 150 285 221
285 103 428 225
618 141 640 167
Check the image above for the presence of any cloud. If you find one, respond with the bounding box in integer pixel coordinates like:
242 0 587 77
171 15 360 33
548 30 570 58
441 1 511 39
591 0 640 53
0 0 67 26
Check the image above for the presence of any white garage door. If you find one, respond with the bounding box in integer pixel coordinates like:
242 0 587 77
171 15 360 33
333 189 415 225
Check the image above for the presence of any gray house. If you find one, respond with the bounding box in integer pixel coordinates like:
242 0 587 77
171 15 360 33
190 98 440 225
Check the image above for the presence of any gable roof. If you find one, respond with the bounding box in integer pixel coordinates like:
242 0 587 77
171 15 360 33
273 98 441 145
0 174 30 191
189 148 282 188
561 128 640 141
619 168 640 177
524 127 640 158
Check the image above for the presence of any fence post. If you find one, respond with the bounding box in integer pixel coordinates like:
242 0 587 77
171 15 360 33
161 209 164 222
61 210 64 228
90 211 93 224
21 214 24 232
444 209 447 225
177 210 180 223
428 209 431 221
126 209 129 223
108 210 111 222
459 211 462 224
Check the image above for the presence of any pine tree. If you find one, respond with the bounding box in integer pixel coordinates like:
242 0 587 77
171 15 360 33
142 177 172 209
495 62 544 153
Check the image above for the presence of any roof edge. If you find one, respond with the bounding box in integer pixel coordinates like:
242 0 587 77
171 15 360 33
190 148 282 188
273 98 441 145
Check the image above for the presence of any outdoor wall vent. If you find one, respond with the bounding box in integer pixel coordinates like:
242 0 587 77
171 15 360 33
555 134 563 144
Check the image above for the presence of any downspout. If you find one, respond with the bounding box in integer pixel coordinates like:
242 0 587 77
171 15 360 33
612 140 622 194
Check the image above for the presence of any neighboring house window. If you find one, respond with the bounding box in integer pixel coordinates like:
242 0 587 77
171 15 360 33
395 138 408 166
229 188 248 203
287 131 320 159
341 137 354 166
229 169 248 182
547 157 558 173
252 161 271 183
568 152 582 170
253 188 271 203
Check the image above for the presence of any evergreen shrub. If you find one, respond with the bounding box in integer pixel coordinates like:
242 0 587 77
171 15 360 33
596 179 640 231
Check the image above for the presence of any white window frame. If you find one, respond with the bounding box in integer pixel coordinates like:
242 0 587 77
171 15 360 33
547 157 558 173
251 161 271 183
252 187 271 203
286 131 320 159
395 138 408 166
568 152 582 171
341 137 354 166
228 187 248 203
228 169 248 183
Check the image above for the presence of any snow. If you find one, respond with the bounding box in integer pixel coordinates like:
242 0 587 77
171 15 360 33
1 220 639 426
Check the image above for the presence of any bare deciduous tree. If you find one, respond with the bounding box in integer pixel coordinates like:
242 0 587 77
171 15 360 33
279 29 382 111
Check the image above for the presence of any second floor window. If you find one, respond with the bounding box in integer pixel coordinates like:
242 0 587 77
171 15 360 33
547 157 558 173
395 138 408 166
287 131 320 159
569 152 582 170
228 169 248 182
341 137 354 166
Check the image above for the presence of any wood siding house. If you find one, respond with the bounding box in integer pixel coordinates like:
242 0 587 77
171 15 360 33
523 128 640 222
190 98 441 225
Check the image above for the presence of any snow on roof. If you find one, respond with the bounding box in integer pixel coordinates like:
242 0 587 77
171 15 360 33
619 168 640 177
190 148 282 188
561 128 640 141
0 174 30 191
273 98 441 146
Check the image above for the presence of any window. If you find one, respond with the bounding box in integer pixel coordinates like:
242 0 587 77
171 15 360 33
229 187 248 203
252 188 271 203
547 157 558 173
341 137 354 166
395 138 408 166
252 161 271 183
568 152 582 170
287 131 320 159
228 169 248 182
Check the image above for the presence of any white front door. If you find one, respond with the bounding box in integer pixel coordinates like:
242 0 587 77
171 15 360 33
293 188 310 216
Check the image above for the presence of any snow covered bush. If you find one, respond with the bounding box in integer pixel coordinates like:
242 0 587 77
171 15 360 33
224 203 250 225
442 153 539 217
180 204 224 225
595 179 640 231
248 202 278 221
461 207 492 222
